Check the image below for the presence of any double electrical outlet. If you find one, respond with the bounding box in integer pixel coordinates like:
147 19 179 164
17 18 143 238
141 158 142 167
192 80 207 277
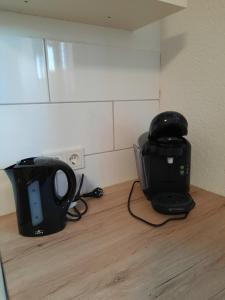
44 147 85 170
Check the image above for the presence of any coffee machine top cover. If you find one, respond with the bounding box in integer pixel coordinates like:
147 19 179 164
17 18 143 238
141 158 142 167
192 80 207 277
149 111 188 139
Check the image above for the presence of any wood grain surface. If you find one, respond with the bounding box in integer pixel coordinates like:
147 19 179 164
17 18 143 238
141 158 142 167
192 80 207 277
1 181 225 300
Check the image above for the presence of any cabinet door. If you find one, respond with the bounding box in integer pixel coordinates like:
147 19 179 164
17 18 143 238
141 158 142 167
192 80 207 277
0 35 49 103
46 40 160 102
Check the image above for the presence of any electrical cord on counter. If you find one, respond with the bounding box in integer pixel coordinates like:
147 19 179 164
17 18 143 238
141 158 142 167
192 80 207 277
128 181 189 228
82 187 103 198
66 174 87 222
67 174 103 222
67 207 81 221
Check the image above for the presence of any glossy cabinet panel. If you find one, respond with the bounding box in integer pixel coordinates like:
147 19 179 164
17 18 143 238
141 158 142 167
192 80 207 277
114 100 159 149
0 102 113 168
46 40 160 102
0 35 49 103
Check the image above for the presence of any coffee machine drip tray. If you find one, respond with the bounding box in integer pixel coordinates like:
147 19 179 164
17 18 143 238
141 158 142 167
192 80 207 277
151 192 195 215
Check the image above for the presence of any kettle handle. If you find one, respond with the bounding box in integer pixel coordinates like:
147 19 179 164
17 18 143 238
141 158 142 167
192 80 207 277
53 161 76 209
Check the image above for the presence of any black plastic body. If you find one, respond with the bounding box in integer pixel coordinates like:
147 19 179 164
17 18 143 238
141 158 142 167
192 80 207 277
136 111 195 215
5 157 76 237
142 137 191 196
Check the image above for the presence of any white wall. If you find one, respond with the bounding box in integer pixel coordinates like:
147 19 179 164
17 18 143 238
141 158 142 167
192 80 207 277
160 0 225 196
0 11 160 215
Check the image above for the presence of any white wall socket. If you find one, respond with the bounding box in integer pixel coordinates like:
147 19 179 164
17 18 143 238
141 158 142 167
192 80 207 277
65 148 85 170
43 147 85 170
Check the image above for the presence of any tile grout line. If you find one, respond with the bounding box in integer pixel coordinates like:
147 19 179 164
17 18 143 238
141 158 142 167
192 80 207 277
85 147 133 157
0 148 133 170
43 38 51 103
112 101 115 150
0 99 160 106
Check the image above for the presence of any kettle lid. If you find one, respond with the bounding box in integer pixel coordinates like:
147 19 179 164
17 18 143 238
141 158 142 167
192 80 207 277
6 157 61 169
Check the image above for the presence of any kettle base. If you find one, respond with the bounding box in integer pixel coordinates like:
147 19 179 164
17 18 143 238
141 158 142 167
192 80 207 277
19 223 66 237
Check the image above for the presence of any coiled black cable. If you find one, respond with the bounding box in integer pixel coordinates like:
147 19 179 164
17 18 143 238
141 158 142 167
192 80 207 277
128 181 189 227
67 174 88 222
67 174 103 222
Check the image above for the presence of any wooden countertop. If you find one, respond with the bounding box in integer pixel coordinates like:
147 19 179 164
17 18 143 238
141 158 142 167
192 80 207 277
1 182 225 300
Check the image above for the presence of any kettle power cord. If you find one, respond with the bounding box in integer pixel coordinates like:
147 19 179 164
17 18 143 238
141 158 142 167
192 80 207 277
67 174 103 222
82 187 103 198
128 181 189 228
66 174 86 221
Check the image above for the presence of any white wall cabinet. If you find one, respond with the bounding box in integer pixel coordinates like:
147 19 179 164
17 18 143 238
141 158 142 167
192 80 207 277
46 40 160 102
0 35 49 104
0 0 187 30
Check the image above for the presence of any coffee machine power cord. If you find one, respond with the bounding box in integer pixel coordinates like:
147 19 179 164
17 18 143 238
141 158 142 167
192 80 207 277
127 181 189 228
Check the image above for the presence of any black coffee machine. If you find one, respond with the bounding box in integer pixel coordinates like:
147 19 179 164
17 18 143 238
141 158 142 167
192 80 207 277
132 111 195 225
5 157 76 237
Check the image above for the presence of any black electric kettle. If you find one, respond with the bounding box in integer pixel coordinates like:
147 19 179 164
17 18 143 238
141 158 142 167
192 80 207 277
5 157 76 237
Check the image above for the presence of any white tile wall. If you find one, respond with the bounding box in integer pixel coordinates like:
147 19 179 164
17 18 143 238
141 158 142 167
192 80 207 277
0 31 160 216
114 100 159 149
56 148 137 197
81 149 137 191
0 35 49 103
46 40 160 102
0 102 113 168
